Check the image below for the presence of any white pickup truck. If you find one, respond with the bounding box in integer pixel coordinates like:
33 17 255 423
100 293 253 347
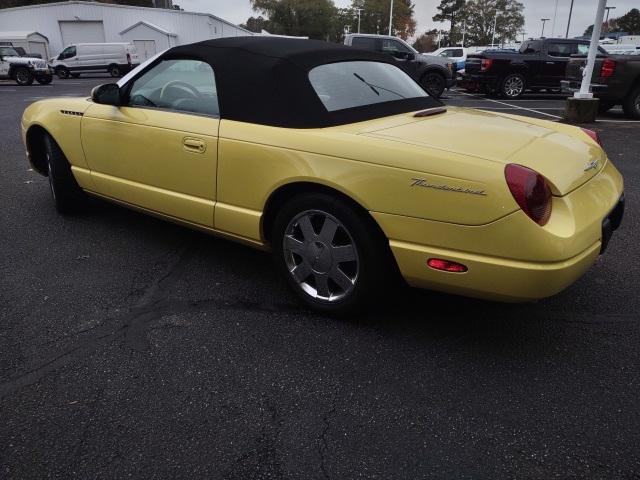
0 45 52 85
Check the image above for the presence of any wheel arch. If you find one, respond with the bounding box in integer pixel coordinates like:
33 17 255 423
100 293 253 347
25 124 52 176
261 181 386 245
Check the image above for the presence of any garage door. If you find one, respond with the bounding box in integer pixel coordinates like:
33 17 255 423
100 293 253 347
59 21 105 46
133 40 156 62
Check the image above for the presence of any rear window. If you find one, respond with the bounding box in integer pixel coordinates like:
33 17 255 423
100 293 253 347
309 61 427 112
351 37 377 51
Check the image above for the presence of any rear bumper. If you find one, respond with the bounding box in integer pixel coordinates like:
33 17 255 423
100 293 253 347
390 239 602 301
373 160 624 302
561 80 609 95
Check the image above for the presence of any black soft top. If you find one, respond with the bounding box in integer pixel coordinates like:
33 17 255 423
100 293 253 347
162 37 439 128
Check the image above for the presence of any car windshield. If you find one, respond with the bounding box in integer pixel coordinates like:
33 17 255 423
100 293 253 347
308 61 428 112
0 46 19 57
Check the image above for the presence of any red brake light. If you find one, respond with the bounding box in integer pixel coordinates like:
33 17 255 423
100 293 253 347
427 258 468 273
481 59 493 72
581 128 602 146
600 58 616 78
505 164 552 226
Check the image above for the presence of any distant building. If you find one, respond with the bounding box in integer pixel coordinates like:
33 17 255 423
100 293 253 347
0 0 252 60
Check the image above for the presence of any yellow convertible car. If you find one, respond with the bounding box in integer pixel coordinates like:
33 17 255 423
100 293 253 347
21 37 624 313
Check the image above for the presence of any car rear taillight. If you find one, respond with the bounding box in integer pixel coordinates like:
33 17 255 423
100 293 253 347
427 258 468 273
481 59 493 72
126 53 131 65
581 128 602 146
600 58 616 78
505 164 552 226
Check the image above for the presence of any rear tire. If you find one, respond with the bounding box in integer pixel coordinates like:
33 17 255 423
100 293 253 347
500 73 526 99
108 64 121 78
598 102 615 114
622 85 640 120
420 72 446 98
44 133 86 214
56 66 70 79
272 192 397 315
14 67 34 86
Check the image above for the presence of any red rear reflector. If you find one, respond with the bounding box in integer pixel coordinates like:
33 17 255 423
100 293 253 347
581 128 602 146
600 58 616 78
505 164 552 226
427 258 468 273
481 59 493 72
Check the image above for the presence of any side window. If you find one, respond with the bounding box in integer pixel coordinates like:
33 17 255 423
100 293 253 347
381 39 411 55
577 44 590 55
521 41 541 54
547 42 572 57
351 37 377 51
126 58 219 117
59 46 76 60
452 49 464 57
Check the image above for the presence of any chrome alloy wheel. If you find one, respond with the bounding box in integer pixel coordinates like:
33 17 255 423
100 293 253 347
283 210 359 302
504 75 524 97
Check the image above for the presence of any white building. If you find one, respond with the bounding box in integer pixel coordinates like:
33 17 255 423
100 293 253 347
0 1 253 60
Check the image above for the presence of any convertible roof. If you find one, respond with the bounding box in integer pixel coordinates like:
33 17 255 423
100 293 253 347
161 37 439 128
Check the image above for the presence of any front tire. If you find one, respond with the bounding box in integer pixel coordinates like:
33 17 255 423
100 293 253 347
272 193 395 314
500 73 526 99
14 67 34 86
44 134 86 214
622 85 640 120
56 66 70 79
108 64 121 78
36 74 52 85
420 72 446 98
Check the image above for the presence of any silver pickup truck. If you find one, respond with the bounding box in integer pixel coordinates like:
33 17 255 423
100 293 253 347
344 34 455 98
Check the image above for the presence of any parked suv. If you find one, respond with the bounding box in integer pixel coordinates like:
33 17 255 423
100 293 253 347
0 45 52 85
463 38 608 98
344 34 455 98
51 43 139 79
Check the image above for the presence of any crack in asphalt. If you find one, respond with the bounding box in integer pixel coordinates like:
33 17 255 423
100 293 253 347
318 394 337 480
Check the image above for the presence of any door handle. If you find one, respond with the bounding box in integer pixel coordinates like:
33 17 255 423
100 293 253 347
183 137 206 153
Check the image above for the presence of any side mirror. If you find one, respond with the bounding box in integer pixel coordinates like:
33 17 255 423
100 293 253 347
407 53 416 61
91 83 121 106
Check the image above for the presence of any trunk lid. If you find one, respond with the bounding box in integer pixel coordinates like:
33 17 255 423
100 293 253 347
359 107 605 196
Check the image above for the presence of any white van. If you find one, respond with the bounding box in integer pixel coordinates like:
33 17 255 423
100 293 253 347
51 43 139 79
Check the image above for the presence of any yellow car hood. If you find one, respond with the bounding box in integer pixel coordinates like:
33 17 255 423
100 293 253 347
360 107 605 195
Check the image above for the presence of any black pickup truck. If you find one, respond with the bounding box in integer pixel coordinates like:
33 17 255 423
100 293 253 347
462 38 608 99
562 53 640 119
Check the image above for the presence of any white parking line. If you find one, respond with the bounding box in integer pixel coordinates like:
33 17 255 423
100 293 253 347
454 90 563 119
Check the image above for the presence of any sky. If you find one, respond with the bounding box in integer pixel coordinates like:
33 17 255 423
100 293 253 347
178 0 639 40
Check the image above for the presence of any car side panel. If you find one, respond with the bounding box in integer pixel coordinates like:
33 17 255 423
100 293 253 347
216 119 517 242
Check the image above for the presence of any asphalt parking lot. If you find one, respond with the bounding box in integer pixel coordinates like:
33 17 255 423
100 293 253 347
1 77 639 479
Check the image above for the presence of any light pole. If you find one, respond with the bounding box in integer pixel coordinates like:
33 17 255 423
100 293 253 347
551 0 559 37
604 6 616 34
541 18 550 37
566 0 575 38
388 0 394 36
356 8 362 34
491 10 498 47
461 21 466 47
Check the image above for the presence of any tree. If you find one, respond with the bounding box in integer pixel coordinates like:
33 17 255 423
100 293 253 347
249 0 338 40
412 29 439 52
240 16 272 33
433 0 465 46
348 0 416 39
459 0 524 46
617 8 640 35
